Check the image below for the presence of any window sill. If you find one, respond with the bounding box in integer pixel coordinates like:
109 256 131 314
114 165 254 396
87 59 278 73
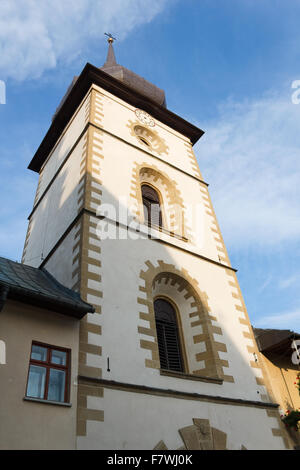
160 369 223 385
23 396 72 407
141 222 188 243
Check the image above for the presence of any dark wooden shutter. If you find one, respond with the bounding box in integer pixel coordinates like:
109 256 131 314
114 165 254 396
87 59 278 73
154 298 183 372
142 185 162 227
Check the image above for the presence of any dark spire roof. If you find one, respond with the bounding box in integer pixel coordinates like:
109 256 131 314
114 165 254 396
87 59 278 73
101 38 166 108
104 40 118 67
52 38 167 122
0 257 94 319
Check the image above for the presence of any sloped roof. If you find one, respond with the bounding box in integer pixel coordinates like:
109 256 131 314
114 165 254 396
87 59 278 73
52 42 166 123
0 257 94 319
253 327 300 356
101 41 166 107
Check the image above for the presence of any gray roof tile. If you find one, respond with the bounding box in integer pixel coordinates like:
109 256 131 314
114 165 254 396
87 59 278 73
0 257 94 319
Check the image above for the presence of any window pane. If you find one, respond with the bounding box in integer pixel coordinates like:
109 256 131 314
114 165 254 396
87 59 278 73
154 299 183 373
150 202 161 226
142 185 162 228
142 185 159 202
154 298 177 323
51 349 67 366
27 365 46 398
31 345 47 362
48 368 66 402
143 201 150 224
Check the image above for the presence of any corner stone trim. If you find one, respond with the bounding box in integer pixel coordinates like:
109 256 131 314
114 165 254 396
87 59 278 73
73 93 105 437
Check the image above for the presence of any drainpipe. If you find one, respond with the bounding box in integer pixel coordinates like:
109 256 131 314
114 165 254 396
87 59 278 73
0 286 9 312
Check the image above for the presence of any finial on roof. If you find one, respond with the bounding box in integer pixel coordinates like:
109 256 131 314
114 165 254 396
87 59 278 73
103 33 117 66
104 32 116 44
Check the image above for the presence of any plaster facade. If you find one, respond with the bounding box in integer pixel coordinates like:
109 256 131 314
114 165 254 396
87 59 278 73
0 300 80 450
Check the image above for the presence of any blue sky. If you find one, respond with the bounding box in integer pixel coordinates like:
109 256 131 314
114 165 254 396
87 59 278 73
0 0 299 331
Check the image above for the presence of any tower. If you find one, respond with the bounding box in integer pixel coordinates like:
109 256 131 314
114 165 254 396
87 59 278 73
21 39 289 449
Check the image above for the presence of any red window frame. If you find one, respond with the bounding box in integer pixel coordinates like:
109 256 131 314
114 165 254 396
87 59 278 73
25 341 71 403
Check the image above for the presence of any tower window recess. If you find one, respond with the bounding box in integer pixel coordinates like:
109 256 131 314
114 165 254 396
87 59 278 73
133 125 167 154
142 184 163 228
138 136 150 147
154 298 184 372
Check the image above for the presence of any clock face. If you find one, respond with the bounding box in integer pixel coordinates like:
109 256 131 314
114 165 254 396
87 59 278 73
135 109 155 127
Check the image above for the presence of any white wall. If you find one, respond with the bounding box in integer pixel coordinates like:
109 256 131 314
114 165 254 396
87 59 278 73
77 388 285 450
23 132 86 268
95 231 265 403
36 91 90 204
93 85 197 176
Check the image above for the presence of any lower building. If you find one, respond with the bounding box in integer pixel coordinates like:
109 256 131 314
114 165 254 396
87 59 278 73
0 257 93 450
254 328 300 449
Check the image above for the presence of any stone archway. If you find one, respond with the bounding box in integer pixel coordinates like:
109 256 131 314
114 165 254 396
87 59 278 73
130 162 192 240
137 260 231 380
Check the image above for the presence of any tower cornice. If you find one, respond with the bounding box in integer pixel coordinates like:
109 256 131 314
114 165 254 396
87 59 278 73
28 63 204 172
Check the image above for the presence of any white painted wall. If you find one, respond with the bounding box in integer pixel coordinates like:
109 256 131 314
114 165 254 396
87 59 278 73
23 133 86 268
77 388 285 450
98 131 217 259
96 230 266 403
36 91 90 204
93 85 196 177
44 225 78 289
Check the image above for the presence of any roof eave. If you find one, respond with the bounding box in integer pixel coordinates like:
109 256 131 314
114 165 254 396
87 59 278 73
28 63 204 173
2 284 94 319
255 329 300 354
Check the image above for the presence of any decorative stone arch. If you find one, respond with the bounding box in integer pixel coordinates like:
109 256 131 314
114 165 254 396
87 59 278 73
127 120 169 156
137 260 233 382
130 162 192 240
154 418 228 450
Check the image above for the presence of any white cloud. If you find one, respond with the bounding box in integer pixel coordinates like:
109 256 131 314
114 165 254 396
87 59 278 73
195 90 300 249
254 309 300 331
279 275 299 290
0 0 169 81
258 275 272 293
0 130 38 260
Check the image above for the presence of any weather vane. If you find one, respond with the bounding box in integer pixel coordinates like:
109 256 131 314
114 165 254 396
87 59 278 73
104 33 116 44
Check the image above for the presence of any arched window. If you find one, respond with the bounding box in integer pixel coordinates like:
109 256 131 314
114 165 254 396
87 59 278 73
141 185 163 227
154 298 183 372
